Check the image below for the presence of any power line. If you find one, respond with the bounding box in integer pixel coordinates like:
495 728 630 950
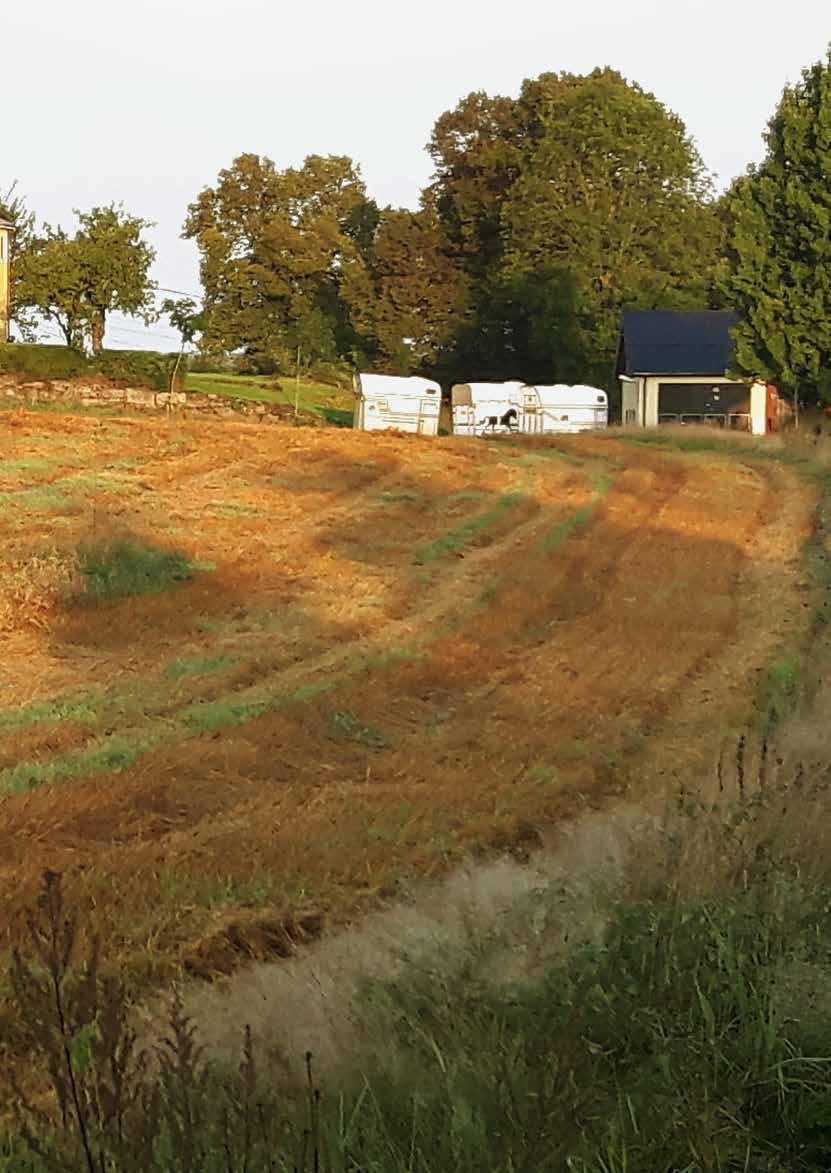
155 286 201 299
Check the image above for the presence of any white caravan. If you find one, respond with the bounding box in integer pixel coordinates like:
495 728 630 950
451 382 607 437
353 374 442 435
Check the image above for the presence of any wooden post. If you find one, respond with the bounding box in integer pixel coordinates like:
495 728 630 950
294 345 301 419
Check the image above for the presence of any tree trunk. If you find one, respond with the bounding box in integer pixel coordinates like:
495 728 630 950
90 312 105 354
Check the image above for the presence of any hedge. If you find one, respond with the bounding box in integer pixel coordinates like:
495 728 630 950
0 343 89 380
0 344 187 392
92 349 186 392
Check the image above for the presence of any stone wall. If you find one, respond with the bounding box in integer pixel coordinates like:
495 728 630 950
0 375 327 425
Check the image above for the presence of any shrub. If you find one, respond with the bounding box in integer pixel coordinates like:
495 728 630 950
0 344 187 391
0 342 89 380
76 537 195 601
91 349 187 392
11 792 831 1170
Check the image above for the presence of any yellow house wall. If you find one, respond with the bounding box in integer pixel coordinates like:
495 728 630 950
0 230 11 342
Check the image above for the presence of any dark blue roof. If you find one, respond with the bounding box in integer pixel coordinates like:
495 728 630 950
617 310 738 376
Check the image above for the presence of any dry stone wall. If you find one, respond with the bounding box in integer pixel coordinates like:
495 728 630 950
0 375 325 425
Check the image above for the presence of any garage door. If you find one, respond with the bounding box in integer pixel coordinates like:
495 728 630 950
658 383 751 427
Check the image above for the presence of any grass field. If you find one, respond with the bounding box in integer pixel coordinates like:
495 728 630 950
0 413 821 1019
185 370 354 426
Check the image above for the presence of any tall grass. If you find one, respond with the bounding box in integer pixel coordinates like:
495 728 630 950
8 775 831 1170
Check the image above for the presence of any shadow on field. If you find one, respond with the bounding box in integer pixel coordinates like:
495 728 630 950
0 427 816 1037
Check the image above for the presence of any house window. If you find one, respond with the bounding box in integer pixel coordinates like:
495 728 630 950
0 234 8 263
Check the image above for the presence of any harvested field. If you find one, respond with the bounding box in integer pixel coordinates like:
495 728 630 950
0 411 818 995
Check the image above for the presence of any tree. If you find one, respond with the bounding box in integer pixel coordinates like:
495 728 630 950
74 206 157 352
426 91 521 285
15 205 156 351
344 204 469 374
161 296 203 349
449 266 581 384
14 228 86 347
426 70 719 388
499 69 719 386
721 52 831 402
184 153 377 370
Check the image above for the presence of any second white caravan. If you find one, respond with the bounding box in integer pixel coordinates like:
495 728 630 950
451 382 607 437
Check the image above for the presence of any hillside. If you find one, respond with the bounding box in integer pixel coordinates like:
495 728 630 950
0 414 818 996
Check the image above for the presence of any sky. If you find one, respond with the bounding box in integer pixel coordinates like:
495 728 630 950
6 0 830 350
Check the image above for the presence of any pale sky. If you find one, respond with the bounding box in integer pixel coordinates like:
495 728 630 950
7 0 829 350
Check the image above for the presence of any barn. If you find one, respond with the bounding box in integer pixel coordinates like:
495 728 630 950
616 310 777 435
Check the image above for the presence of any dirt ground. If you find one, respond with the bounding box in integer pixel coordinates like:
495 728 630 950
0 410 817 995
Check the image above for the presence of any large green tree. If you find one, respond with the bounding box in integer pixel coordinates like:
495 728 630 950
501 69 719 386
184 153 377 369
721 52 831 402
426 69 719 387
15 205 156 351
343 204 469 374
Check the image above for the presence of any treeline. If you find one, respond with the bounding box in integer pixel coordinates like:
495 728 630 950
182 66 720 390
7 52 831 400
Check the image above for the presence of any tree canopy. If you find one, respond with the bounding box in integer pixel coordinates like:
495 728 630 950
721 51 831 403
15 205 156 351
182 69 719 389
184 153 378 370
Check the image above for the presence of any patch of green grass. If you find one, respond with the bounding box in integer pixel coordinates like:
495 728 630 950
0 694 101 733
185 371 353 423
165 654 238 680
158 869 278 910
0 485 71 512
77 537 196 601
758 658 800 730
55 474 125 495
524 763 560 786
181 679 337 733
330 709 390 750
0 457 55 476
540 473 613 554
415 491 527 565
0 734 156 795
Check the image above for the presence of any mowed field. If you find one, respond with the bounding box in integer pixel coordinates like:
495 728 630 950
0 411 818 996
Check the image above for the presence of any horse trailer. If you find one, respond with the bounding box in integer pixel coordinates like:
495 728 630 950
451 382 607 437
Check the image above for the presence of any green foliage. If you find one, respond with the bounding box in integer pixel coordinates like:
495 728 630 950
11 792 831 1170
184 153 378 369
14 204 156 351
425 68 720 386
502 70 719 386
343 205 469 373
0 342 183 391
92 348 186 392
721 50 831 403
77 537 195 601
0 341 88 378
